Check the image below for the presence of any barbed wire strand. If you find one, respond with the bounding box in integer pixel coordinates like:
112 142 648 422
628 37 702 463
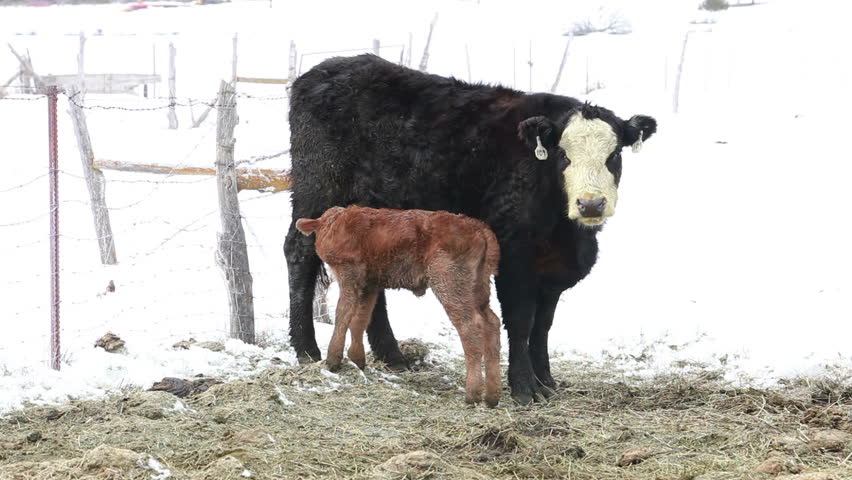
0 173 48 193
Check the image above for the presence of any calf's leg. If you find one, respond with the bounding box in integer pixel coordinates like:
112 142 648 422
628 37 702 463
327 284 361 371
347 291 379 370
432 272 485 405
482 306 502 408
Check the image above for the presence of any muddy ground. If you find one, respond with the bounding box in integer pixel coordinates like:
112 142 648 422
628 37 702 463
2 341 852 480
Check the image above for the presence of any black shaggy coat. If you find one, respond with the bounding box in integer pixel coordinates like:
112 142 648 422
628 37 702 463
285 54 647 404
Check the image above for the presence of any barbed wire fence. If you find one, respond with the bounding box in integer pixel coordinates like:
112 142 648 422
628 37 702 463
2 25 453 372
0 79 322 372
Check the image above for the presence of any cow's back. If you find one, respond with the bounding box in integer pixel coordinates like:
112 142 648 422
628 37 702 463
288 55 525 214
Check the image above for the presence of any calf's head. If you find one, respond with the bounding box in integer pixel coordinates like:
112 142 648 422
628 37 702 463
519 104 656 227
295 206 346 237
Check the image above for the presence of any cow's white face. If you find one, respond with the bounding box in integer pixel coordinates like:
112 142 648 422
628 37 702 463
517 107 656 229
559 114 619 227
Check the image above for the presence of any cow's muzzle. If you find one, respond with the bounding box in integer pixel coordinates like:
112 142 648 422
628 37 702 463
577 197 607 218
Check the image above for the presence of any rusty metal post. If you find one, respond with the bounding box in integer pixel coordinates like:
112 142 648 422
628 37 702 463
47 86 61 370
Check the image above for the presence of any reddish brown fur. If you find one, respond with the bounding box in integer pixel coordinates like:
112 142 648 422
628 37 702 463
296 206 502 407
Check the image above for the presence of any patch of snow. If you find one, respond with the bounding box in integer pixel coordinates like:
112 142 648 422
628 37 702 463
274 386 294 406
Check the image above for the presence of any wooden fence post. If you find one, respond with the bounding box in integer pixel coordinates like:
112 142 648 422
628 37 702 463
67 86 117 265
673 31 691 113
551 35 571 93
168 42 178 129
419 13 438 72
214 80 255 344
77 32 85 97
152 44 157 99
231 34 238 85
528 40 533 92
407 32 413 67
314 268 331 324
465 44 471 82
288 41 297 81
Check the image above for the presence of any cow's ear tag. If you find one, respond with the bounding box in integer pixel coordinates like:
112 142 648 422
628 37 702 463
631 130 644 153
535 136 548 160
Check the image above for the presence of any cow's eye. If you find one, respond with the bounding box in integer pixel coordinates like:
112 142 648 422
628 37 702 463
559 151 570 170
607 153 621 166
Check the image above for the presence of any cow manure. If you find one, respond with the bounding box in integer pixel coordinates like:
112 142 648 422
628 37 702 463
197 455 249 480
148 376 222 398
398 338 432 366
617 446 656 467
471 426 524 453
195 341 226 352
94 332 126 353
356 450 488 480
803 405 852 432
173 338 197 349
121 390 188 419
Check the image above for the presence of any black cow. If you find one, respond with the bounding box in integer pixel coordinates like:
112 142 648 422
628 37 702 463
285 54 656 404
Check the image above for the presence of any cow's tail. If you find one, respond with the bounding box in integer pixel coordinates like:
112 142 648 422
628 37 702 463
316 262 331 290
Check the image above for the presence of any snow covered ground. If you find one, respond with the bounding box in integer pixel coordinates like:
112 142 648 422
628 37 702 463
1 0 851 414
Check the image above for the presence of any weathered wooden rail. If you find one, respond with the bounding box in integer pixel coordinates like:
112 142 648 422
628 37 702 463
93 159 292 192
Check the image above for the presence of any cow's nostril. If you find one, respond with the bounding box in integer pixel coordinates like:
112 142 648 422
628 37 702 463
577 197 607 217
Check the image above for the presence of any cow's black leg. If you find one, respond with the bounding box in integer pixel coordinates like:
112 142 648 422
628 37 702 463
530 288 562 395
366 290 407 371
285 220 322 363
496 268 547 405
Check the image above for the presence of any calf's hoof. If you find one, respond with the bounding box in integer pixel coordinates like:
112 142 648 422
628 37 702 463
464 391 483 405
351 357 366 370
484 394 500 408
325 354 343 372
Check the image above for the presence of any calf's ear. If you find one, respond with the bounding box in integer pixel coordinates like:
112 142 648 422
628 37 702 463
623 115 657 152
295 218 319 236
518 116 560 160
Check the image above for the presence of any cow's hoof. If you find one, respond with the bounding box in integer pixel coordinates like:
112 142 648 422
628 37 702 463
377 350 409 372
538 373 557 390
384 359 409 372
297 353 320 365
511 383 551 406
539 384 557 399
511 391 534 406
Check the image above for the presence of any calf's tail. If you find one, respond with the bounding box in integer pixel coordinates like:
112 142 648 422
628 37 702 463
481 228 500 277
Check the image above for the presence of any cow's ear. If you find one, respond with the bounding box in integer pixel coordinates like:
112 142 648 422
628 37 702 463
623 115 657 153
518 116 560 160
295 218 319 236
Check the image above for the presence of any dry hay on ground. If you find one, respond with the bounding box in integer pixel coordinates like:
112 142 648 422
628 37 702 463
2 353 852 479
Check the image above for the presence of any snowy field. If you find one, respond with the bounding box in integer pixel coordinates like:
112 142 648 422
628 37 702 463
1 0 851 415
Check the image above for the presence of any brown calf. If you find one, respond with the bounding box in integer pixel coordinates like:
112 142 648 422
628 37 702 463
295 206 502 407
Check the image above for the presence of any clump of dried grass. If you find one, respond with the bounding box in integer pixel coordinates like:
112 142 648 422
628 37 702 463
2 356 852 479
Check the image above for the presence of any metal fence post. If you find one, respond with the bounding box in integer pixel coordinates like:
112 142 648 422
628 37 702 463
47 86 61 371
